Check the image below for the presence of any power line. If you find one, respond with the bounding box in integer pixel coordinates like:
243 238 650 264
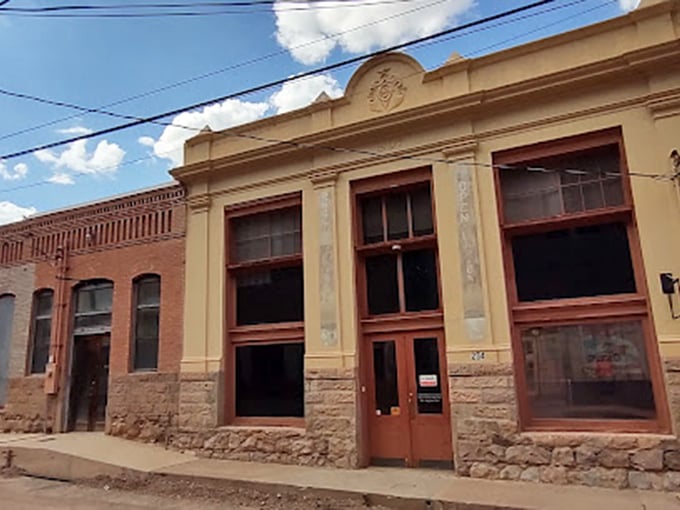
0 0 448 142
0 0 557 162
0 0 434 17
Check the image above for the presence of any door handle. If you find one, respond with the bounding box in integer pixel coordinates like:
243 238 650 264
408 391 416 418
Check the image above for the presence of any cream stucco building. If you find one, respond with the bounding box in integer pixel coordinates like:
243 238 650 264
170 0 680 488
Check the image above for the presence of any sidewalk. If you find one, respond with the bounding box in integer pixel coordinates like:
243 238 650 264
1 432 679 510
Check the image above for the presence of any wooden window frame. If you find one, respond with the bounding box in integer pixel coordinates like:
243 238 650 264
28 289 54 375
352 167 444 334
131 274 160 372
493 127 671 433
224 192 305 427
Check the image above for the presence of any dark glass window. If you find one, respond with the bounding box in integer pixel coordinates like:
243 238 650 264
73 282 113 332
523 321 655 419
232 207 301 263
411 187 434 237
512 222 635 301
500 145 624 224
373 341 399 416
403 249 439 312
362 197 383 244
133 275 160 371
413 337 443 414
386 193 409 240
359 182 439 317
30 290 53 374
235 342 304 417
366 254 399 315
76 283 113 313
360 185 434 245
236 266 303 325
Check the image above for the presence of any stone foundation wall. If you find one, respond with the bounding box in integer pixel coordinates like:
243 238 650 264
0 376 47 432
450 361 680 491
106 372 179 443
171 368 359 468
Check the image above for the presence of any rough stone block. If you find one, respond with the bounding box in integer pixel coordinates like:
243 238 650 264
540 466 568 485
469 463 500 479
506 445 551 466
598 449 630 469
499 465 522 481
575 445 601 466
551 447 575 467
628 471 664 491
631 449 663 471
664 450 680 471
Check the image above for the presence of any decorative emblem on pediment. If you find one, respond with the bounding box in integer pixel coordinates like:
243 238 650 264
368 68 406 113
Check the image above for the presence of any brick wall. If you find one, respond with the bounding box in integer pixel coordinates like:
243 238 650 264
450 360 680 491
171 368 359 468
34 237 186 376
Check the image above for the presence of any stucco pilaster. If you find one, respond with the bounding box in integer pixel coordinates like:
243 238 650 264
181 190 217 373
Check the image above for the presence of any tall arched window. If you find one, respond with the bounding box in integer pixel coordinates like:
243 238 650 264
30 290 54 374
0 294 16 406
133 275 160 371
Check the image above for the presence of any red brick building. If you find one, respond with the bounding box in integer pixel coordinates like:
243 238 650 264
0 183 185 441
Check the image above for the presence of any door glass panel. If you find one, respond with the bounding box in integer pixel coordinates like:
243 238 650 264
373 341 399 416
366 254 399 315
403 249 439 311
413 337 443 414
386 193 409 240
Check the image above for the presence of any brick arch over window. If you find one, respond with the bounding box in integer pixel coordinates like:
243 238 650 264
131 274 160 371
29 288 54 375
0 293 16 406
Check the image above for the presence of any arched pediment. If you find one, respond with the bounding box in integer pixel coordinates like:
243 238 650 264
344 52 425 115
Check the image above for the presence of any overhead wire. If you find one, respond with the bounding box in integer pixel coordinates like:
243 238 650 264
0 0 559 162
1 0 439 16
1 0 670 195
0 0 450 142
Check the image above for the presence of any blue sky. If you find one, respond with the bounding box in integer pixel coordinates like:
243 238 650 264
0 0 637 224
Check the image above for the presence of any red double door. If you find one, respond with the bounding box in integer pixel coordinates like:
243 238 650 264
366 330 453 468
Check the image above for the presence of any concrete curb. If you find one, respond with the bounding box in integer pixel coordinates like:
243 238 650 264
0 445 519 510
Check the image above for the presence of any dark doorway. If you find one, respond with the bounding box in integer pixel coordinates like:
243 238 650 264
68 335 110 431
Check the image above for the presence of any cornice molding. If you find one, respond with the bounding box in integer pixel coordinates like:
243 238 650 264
172 40 680 185
309 169 339 189
187 193 211 214
646 89 680 119
441 140 479 160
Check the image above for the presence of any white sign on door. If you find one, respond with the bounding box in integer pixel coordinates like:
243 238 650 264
418 374 438 388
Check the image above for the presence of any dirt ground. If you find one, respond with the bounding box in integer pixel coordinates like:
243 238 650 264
2 467 392 510
83 472 392 509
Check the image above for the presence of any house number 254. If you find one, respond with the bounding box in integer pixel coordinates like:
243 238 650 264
471 351 486 361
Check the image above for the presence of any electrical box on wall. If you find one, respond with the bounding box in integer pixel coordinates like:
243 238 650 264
44 363 59 395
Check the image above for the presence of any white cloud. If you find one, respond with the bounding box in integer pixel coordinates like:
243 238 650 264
0 201 36 225
618 0 641 11
47 172 75 185
150 99 269 166
141 73 346 166
57 126 93 136
270 74 343 114
274 0 475 65
0 161 28 181
138 136 155 147
34 139 125 177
